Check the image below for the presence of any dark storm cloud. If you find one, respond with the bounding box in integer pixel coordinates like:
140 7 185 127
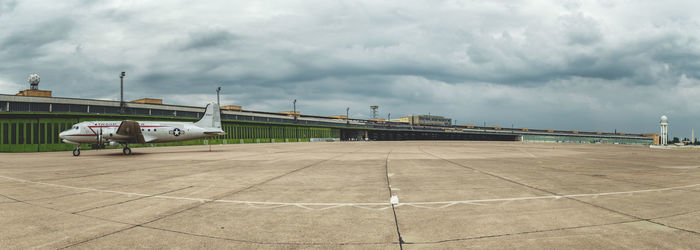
0 17 74 58
181 30 239 51
0 0 16 16
2 0 700 137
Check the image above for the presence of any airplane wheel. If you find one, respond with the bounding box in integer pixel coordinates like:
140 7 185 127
123 147 132 155
73 149 80 157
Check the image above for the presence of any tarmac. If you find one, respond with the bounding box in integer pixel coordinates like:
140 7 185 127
1 141 699 249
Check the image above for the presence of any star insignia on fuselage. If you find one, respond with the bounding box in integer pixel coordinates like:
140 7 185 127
171 128 182 136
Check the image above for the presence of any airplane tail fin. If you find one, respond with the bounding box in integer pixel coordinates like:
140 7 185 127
195 102 222 129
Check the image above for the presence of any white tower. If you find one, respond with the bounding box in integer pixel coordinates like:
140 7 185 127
660 115 668 145
28 73 40 90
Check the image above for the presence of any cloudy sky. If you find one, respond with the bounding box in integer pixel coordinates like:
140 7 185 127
1 0 699 138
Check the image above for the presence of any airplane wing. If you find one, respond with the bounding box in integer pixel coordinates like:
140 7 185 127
115 120 147 144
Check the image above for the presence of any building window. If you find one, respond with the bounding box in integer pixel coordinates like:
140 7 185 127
1 123 6 144
104 106 120 114
31 123 37 144
69 105 88 113
9 102 30 112
30 103 50 112
52 104 69 112
53 123 59 144
18 123 23 144
151 109 174 117
40 123 45 144
89 106 106 114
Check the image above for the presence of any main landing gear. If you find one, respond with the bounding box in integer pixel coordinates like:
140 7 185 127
122 144 132 155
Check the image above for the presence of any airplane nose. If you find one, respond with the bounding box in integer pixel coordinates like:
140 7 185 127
59 131 66 139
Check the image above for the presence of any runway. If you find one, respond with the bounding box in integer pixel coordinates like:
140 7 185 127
1 141 699 249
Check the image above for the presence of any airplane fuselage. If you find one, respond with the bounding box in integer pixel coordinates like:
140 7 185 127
59 121 219 145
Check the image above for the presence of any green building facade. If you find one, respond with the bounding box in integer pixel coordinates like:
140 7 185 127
521 134 652 145
0 113 341 152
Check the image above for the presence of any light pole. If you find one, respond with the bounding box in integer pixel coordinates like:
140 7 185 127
346 107 349 125
216 87 222 106
293 99 297 123
119 72 125 114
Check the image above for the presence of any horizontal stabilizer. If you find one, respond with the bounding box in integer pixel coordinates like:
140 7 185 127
204 130 227 136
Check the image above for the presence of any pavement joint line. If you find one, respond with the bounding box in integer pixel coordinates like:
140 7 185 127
35 163 190 182
34 150 297 182
0 191 143 249
402 219 644 245
72 185 195 214
60 147 365 249
1 175 699 210
10 187 692 247
383 149 404 249
4 149 320 205
1 188 398 248
138 225 396 246
502 156 671 189
649 208 700 220
418 146 700 236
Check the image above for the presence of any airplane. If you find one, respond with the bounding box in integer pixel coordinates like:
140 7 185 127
59 102 226 156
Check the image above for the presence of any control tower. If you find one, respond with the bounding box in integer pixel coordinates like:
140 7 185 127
660 115 668 145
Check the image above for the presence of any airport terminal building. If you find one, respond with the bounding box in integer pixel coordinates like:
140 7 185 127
0 94 655 152
0 80 656 152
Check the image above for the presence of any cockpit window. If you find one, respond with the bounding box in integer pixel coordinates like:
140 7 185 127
74 126 79 130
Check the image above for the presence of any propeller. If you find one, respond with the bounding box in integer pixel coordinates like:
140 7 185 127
97 128 103 148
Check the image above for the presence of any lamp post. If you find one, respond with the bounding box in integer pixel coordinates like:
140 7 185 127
119 72 125 114
293 99 297 123
346 107 349 125
216 87 222 106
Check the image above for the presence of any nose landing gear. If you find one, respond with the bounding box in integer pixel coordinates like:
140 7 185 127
72 147 80 157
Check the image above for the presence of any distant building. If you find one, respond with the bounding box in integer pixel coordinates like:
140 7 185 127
130 98 162 104
329 115 348 120
16 89 52 97
278 111 300 117
221 105 242 111
399 115 452 126
643 133 660 145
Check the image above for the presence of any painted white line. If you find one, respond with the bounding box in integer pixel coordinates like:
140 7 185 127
1 175 698 211
402 183 700 206
519 149 538 158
